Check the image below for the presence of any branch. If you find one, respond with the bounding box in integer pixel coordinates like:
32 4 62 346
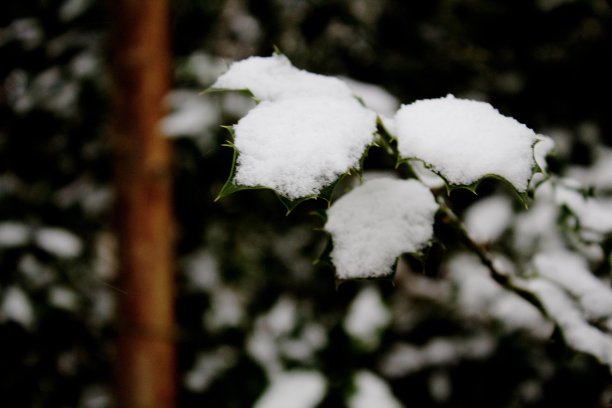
436 195 549 318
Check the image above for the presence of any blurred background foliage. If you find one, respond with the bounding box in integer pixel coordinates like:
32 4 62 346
1 0 612 406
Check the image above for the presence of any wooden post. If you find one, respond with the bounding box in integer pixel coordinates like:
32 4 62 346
109 0 175 406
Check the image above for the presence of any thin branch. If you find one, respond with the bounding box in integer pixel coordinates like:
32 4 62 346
436 195 549 318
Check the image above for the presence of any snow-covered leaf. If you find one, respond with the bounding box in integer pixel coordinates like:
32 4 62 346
554 183 612 238
325 178 438 280
254 370 326 408
464 195 514 244
219 96 376 203
209 54 353 101
0 221 30 248
34 227 83 258
0 286 34 329
343 286 391 350
349 371 403 408
526 278 612 370
533 251 612 324
395 95 537 195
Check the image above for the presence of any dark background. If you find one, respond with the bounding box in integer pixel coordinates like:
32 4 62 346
1 0 611 406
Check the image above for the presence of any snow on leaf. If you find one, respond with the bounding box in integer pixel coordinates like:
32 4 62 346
254 370 326 408
162 89 221 138
343 286 392 350
554 183 612 237
380 335 496 377
0 286 34 329
227 96 376 201
325 178 438 280
526 278 612 370
349 371 403 408
534 251 612 324
338 76 400 117
34 227 83 258
210 54 353 101
463 195 514 244
395 95 537 193
0 221 30 248
566 147 612 192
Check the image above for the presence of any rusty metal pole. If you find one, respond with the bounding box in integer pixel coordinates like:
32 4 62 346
109 0 175 406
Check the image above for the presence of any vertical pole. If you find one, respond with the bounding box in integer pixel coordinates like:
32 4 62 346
110 0 175 406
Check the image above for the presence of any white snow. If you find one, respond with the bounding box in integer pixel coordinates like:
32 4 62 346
59 0 92 21
0 19 43 50
349 371 403 408
409 160 445 189
34 227 83 258
464 195 513 243
184 347 237 392
534 134 555 171
19 254 55 288
49 286 78 311
254 370 326 408
183 250 220 291
212 54 353 101
339 76 400 117
380 335 495 377
0 286 34 329
534 251 612 322
204 287 245 331
554 184 612 236
325 178 438 279
395 95 537 191
183 52 229 87
526 279 612 369
279 323 327 362
162 90 221 138
247 297 298 374
447 253 551 336
232 96 376 199
343 286 392 349
0 221 29 247
566 147 612 191
513 191 563 255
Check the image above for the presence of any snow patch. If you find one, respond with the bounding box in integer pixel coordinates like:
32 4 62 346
212 54 353 101
534 251 612 322
254 370 326 408
527 279 612 369
184 347 237 392
325 178 438 279
395 95 537 191
0 286 34 329
339 76 399 117
343 286 392 349
349 371 403 408
381 335 495 377
464 195 513 243
162 90 221 138
232 96 376 199
34 227 83 258
0 221 30 247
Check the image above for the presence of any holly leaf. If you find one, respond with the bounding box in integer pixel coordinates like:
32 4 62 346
325 178 439 280
395 95 539 204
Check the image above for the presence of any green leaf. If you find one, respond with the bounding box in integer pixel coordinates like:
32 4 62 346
215 141 252 201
